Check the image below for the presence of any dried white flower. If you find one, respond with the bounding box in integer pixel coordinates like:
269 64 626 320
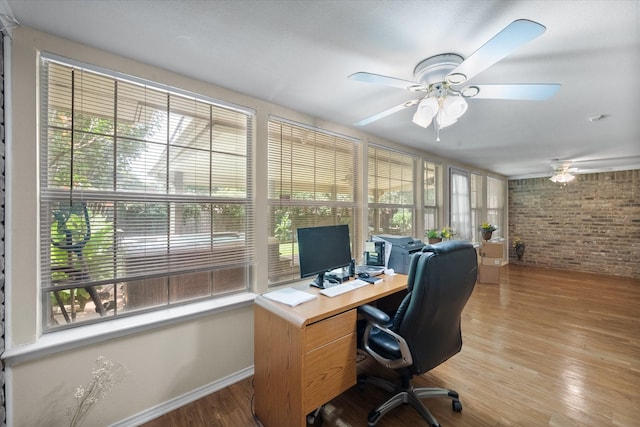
67 356 131 427
73 387 85 399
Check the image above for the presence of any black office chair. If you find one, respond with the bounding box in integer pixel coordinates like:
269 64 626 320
357 240 478 427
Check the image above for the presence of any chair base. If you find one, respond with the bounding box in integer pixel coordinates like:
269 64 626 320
359 375 462 427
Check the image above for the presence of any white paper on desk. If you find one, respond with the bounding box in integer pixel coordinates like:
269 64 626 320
263 288 317 307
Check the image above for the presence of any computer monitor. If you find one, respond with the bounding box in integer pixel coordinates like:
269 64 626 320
297 224 352 288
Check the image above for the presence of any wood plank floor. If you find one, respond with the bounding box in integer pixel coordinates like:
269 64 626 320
142 264 640 427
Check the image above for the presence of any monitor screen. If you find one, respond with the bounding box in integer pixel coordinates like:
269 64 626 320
297 224 352 287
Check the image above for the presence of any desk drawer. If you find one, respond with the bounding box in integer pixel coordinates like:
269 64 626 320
305 309 356 352
303 332 357 413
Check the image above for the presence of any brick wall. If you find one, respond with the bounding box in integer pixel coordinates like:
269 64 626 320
508 170 640 279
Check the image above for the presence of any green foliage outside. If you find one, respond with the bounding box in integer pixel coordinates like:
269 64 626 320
47 109 149 190
274 211 292 243
391 210 412 232
271 206 352 242
48 106 150 312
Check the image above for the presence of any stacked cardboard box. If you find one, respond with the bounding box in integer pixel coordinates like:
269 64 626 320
477 242 504 284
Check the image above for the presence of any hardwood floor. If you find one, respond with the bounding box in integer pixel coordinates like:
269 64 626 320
142 264 640 426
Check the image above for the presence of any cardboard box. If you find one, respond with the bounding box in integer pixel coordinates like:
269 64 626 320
481 257 503 266
480 242 503 258
478 264 500 284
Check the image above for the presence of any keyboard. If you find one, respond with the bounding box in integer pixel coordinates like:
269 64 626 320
320 279 370 297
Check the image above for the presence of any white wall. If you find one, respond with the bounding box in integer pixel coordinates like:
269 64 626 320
8 306 254 426
4 26 504 425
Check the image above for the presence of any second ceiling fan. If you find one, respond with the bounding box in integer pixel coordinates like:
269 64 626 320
349 19 561 139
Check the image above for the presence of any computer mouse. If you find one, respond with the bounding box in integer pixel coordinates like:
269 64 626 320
358 272 370 279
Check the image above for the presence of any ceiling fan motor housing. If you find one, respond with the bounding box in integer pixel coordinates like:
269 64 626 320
413 53 464 87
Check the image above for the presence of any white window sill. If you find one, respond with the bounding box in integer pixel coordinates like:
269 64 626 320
2 292 257 367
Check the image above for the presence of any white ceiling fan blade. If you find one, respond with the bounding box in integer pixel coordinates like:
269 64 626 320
448 19 547 84
354 100 419 126
349 72 424 91
467 84 561 100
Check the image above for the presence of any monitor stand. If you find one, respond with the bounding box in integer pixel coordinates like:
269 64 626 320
310 272 327 289
310 270 350 289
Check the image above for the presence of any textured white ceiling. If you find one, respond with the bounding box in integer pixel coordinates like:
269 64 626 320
3 0 639 178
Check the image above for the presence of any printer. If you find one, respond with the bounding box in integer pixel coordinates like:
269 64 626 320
373 235 426 274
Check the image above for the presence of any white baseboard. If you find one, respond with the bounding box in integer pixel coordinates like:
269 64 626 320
111 366 255 427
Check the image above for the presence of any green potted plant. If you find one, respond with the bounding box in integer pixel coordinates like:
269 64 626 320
440 226 455 240
427 229 442 244
480 222 497 240
426 226 455 244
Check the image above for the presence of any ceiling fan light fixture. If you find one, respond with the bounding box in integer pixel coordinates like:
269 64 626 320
412 97 438 128
436 95 468 128
412 94 468 129
549 172 575 183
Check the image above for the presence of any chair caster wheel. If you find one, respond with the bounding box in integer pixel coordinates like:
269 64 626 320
452 399 463 412
307 410 323 426
367 409 381 426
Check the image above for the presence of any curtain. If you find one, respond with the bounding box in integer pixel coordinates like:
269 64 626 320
450 168 471 241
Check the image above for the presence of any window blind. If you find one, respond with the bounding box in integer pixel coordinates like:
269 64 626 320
267 119 359 285
40 57 254 329
368 145 416 236
424 160 440 231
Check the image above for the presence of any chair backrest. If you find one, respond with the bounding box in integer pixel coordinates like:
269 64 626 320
395 240 477 374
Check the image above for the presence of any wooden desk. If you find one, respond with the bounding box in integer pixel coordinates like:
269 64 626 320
254 274 408 427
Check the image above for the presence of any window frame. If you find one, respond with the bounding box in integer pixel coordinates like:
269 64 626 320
266 117 360 286
470 172 483 244
487 176 505 239
39 54 256 331
423 159 441 235
367 144 417 238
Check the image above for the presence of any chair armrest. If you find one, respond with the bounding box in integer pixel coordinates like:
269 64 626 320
359 305 413 370
358 304 390 325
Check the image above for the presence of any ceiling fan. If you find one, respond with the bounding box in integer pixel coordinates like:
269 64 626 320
349 19 561 140
549 161 578 183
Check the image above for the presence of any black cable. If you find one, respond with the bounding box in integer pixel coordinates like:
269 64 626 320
250 377 264 427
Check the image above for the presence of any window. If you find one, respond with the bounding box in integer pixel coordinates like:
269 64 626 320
470 173 483 244
267 118 359 285
368 146 415 237
487 176 505 238
40 57 254 330
449 168 471 241
423 160 440 233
